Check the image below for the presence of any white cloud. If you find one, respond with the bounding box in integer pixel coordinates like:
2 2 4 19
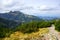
40 5 47 10
2 0 13 6
0 0 60 16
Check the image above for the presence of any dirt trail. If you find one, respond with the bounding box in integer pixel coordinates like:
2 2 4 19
48 24 60 40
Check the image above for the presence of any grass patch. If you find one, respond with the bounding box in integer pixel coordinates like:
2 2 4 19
3 28 49 40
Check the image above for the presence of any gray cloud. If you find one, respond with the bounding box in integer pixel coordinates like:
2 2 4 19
0 0 60 16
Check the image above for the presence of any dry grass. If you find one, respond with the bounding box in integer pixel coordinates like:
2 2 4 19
3 28 49 40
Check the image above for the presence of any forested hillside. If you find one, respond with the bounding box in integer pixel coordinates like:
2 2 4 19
0 18 18 28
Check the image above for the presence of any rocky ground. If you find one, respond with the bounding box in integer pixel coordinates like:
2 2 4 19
44 24 60 40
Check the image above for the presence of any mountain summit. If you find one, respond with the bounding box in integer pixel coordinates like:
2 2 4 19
0 11 41 23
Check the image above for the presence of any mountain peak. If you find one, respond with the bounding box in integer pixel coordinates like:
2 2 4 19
0 11 40 22
9 11 23 14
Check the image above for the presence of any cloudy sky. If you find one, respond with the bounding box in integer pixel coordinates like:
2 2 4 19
0 0 60 17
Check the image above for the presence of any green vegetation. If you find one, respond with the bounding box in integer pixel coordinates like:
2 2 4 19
0 20 52 38
16 21 51 33
0 23 17 38
49 19 60 32
0 18 17 38
1 18 60 38
54 20 60 31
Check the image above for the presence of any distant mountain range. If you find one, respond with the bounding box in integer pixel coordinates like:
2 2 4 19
0 11 41 22
38 16 59 20
0 11 59 22
0 11 41 28
0 11 59 21
0 11 60 28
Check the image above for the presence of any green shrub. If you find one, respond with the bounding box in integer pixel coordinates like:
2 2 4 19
16 21 51 33
55 20 60 31
0 20 52 38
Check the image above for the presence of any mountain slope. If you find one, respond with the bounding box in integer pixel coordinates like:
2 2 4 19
0 11 41 23
0 18 18 28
